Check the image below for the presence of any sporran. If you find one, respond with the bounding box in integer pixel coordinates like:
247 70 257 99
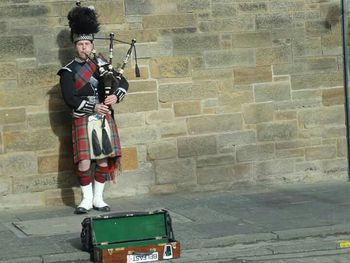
87 115 114 159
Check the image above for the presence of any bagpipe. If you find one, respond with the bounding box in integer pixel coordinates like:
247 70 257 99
89 33 139 102
88 34 139 157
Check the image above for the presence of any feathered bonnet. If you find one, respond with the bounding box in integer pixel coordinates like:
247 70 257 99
67 4 100 43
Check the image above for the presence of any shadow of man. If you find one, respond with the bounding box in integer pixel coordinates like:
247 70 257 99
47 29 78 207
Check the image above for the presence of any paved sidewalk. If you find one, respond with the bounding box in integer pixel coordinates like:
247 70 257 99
1 181 350 262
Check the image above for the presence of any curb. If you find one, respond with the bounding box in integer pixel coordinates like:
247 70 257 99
273 223 350 240
187 223 350 249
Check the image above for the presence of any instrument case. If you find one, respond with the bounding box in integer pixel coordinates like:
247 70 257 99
81 209 180 263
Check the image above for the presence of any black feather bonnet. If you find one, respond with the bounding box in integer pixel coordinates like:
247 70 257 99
67 5 100 43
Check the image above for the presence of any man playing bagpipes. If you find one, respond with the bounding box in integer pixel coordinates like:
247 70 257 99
57 4 129 214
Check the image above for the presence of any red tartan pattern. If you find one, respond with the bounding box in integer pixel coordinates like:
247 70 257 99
74 61 96 90
71 114 122 165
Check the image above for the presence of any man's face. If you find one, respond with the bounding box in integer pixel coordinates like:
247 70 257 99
75 40 93 60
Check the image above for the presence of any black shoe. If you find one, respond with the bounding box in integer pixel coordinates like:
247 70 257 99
75 207 89 214
93 205 111 212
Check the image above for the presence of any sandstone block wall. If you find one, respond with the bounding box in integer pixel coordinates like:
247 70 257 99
0 0 347 208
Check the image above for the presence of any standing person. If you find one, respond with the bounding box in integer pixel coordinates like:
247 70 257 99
57 5 128 214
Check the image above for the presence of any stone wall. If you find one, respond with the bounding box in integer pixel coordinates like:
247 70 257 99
0 0 347 208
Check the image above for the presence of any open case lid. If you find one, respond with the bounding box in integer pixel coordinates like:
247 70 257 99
91 210 172 248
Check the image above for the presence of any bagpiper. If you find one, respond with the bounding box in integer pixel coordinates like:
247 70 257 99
57 3 129 214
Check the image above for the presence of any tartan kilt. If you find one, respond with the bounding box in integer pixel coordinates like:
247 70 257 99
71 113 122 164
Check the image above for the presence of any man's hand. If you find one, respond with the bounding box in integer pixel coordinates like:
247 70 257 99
94 103 110 115
104 95 118 105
